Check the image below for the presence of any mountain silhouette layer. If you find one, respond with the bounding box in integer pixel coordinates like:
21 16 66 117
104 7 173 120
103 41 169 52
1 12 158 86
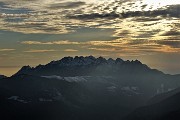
0 56 180 120
15 56 162 77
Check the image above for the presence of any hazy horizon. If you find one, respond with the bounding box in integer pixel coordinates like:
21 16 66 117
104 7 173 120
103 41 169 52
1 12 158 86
0 55 180 77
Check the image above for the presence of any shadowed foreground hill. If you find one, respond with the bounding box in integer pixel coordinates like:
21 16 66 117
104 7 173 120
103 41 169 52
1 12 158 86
125 88 180 120
0 74 145 120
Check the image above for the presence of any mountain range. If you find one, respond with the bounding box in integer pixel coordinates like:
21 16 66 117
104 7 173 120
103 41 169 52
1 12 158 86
16 56 162 76
0 56 180 120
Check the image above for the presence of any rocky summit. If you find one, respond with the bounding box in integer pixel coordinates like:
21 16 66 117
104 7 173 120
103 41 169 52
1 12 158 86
15 56 161 77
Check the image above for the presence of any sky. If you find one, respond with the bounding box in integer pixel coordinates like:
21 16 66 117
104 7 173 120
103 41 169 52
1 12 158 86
0 0 179 76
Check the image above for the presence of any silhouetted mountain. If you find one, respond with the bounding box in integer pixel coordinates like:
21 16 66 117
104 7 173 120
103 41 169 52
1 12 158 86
15 56 163 77
1 56 180 120
125 88 180 120
14 56 180 97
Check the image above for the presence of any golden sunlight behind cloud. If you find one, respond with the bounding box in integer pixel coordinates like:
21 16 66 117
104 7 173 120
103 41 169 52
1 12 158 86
24 49 57 53
144 0 179 7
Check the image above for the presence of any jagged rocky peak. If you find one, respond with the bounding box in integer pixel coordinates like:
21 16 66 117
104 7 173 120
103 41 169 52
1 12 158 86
16 65 32 75
19 56 149 70
85 55 96 60
18 56 147 70
36 64 44 69
107 58 115 64
21 65 32 70
96 56 107 64
121 59 143 65
115 58 124 63
50 56 118 66
132 60 142 64
14 55 164 76
61 56 74 62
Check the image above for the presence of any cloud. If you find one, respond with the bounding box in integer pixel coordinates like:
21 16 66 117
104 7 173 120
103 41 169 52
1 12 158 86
88 38 180 54
63 49 78 52
21 40 80 45
0 49 15 52
0 0 179 35
132 17 162 22
160 30 180 36
0 1 72 34
48 1 86 9
24 49 57 53
0 0 180 56
67 5 180 20
20 38 180 55
88 48 117 52
157 40 180 48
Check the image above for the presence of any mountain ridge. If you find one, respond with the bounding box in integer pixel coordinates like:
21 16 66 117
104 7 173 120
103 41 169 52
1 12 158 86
15 56 163 77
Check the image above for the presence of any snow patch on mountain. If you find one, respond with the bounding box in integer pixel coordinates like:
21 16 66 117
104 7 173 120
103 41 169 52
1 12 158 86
42 75 63 80
42 75 88 82
121 86 140 95
42 75 115 83
8 96 29 103
64 76 87 82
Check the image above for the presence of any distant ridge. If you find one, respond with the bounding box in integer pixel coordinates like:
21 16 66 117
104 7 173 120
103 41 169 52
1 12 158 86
15 56 162 77
126 89 180 120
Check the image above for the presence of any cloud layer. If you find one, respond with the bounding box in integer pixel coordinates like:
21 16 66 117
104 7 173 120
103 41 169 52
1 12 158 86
0 0 179 53
0 0 179 35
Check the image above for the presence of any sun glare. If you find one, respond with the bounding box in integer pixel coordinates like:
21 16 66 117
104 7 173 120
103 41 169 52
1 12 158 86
144 0 180 7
